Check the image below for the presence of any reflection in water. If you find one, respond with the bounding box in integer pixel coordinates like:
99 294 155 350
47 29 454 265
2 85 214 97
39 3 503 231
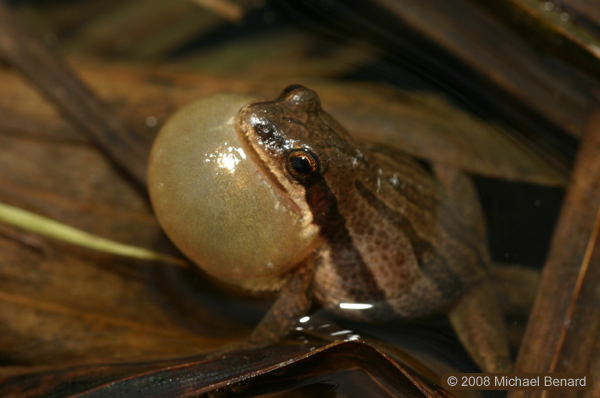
339 303 373 310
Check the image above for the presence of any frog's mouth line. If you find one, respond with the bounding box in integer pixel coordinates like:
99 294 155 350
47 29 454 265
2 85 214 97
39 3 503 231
235 108 314 225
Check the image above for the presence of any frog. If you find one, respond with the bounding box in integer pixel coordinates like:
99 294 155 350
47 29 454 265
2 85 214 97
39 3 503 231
148 84 511 373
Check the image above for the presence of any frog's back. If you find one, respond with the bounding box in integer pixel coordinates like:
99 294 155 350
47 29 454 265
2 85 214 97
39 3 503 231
312 145 489 322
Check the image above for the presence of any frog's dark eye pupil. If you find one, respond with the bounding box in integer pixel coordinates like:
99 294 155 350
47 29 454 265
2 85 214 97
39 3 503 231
280 84 305 97
291 156 311 174
286 149 321 181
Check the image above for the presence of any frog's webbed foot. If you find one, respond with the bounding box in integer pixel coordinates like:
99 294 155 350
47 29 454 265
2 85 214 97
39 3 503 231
447 281 512 373
208 262 315 359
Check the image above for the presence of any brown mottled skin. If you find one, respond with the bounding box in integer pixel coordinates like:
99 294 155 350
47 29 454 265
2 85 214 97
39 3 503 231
235 85 510 372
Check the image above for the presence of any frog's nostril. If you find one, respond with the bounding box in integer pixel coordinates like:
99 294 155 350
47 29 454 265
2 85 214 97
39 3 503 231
254 122 275 141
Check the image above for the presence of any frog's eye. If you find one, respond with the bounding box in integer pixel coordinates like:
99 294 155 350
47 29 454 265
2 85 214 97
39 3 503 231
280 84 305 97
286 149 321 181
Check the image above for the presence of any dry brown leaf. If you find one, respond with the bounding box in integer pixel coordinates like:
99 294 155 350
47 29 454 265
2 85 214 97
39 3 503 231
0 127 252 366
0 342 463 398
52 0 254 59
180 28 377 78
371 0 595 137
473 0 600 81
187 0 244 22
511 110 600 398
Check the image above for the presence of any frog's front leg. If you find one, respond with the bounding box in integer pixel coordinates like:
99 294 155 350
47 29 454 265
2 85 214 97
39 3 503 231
208 260 315 358
246 259 315 347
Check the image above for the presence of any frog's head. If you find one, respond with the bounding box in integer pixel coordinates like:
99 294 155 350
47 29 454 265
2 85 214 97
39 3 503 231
147 91 324 294
148 86 365 294
237 85 364 199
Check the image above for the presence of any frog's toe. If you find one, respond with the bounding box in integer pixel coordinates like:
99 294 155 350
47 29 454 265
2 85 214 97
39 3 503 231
447 281 512 373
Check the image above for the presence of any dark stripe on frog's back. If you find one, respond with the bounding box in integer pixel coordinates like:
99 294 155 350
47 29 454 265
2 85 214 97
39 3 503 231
304 178 395 320
381 170 487 276
367 144 489 278
354 180 464 300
